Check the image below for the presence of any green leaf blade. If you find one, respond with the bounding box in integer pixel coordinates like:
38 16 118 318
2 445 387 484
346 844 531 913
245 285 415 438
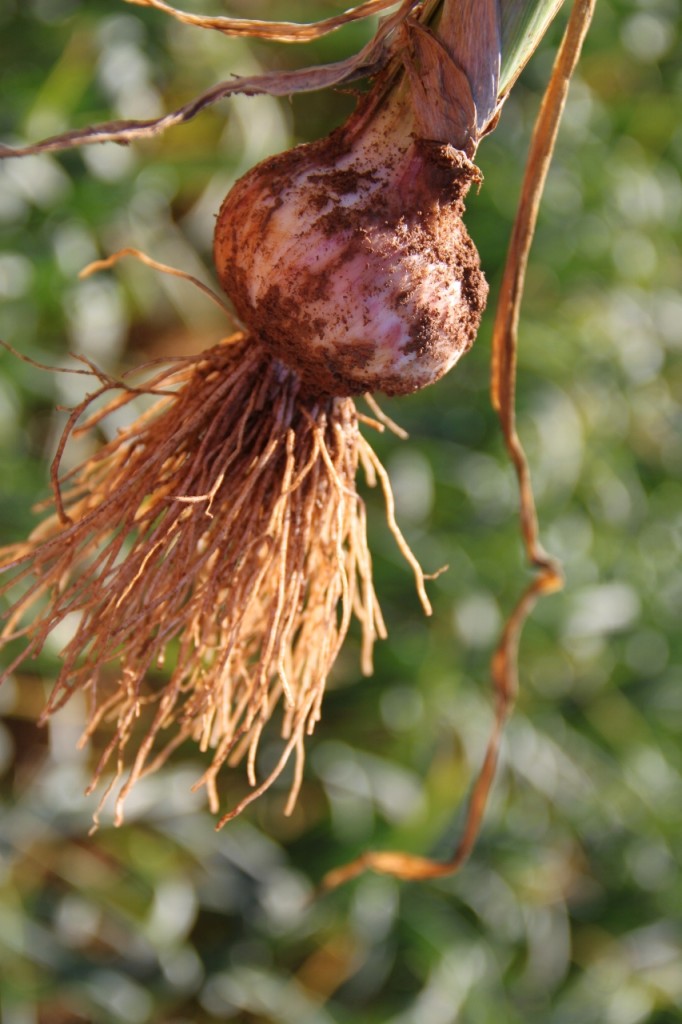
499 0 566 96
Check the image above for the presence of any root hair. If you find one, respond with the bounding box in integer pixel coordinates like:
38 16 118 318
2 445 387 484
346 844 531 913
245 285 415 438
0 335 428 825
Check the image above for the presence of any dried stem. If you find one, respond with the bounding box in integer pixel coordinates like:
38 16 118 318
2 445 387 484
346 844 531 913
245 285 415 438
320 0 596 892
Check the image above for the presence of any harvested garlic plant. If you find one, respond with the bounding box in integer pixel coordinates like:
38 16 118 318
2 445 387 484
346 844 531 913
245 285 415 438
0 13 490 827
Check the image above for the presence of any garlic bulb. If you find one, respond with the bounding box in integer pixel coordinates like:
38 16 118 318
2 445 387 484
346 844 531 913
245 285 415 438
214 97 488 397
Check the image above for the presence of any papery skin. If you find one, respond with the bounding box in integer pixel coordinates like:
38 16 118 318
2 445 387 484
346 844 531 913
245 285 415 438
214 99 488 398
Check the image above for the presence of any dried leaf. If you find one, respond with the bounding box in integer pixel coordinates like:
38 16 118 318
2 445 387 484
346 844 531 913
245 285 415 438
401 19 477 153
434 0 501 133
0 0 418 158
124 0 400 43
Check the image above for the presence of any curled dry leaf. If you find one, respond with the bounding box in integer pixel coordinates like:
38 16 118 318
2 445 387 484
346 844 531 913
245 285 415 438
0 0 420 158
123 0 402 43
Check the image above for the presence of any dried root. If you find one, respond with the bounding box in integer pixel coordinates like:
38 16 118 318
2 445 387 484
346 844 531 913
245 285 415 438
0 334 429 826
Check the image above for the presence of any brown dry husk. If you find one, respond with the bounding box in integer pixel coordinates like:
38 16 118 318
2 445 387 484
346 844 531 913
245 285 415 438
0 333 428 825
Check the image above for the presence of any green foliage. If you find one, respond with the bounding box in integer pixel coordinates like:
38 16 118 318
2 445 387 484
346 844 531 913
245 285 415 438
1 2 681 1022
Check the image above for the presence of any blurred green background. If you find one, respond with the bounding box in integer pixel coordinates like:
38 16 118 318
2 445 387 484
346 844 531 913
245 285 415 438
0 1 681 1022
